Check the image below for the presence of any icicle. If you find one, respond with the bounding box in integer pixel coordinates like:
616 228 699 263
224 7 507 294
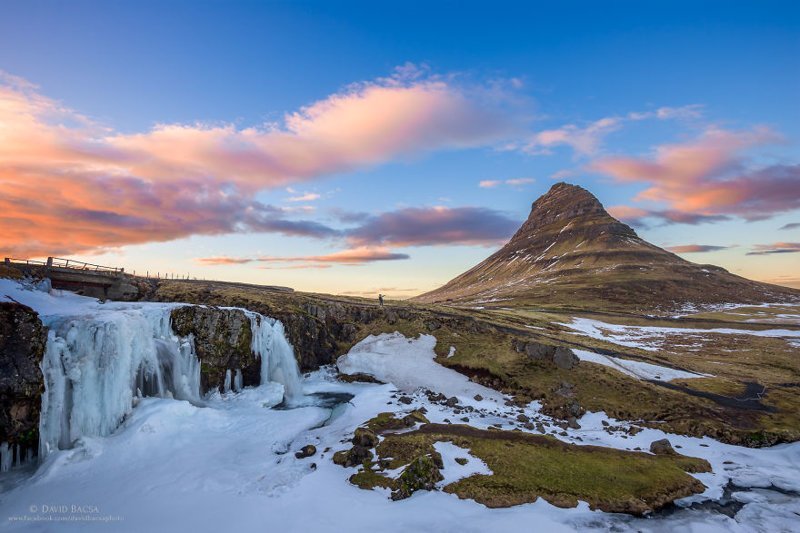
224 370 232 393
0 442 11 472
234 369 243 392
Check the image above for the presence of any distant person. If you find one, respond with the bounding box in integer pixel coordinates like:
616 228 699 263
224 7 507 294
378 294 384 306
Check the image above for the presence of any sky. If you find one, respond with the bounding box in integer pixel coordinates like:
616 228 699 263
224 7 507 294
1 0 799 296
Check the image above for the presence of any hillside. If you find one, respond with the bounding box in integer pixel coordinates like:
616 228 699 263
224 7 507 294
414 183 799 312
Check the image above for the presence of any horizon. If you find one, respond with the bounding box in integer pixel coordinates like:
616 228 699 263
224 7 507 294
1 0 799 296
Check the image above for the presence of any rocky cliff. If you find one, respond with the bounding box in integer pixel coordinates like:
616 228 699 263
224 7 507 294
171 306 259 394
0 302 46 456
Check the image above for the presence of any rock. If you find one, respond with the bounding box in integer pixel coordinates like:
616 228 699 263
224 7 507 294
352 428 378 448
424 319 441 331
516 413 530 423
295 445 317 459
650 439 677 456
402 411 429 427
473 394 483 401
553 347 579 370
512 340 578 370
332 445 373 468
0 302 46 457
567 417 581 429
391 455 444 500
445 396 459 407
455 457 468 465
398 396 413 405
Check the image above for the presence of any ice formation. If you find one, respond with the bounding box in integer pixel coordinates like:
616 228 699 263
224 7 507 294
0 279 303 462
246 311 303 404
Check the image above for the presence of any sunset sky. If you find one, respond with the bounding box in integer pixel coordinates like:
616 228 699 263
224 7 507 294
1 0 798 296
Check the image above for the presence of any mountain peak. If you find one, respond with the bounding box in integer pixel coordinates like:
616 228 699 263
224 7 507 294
509 182 635 247
413 183 798 310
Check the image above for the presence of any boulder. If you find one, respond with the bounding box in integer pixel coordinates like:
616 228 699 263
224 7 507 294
333 445 373 467
391 455 444 500
650 439 677 456
353 428 378 448
295 445 317 459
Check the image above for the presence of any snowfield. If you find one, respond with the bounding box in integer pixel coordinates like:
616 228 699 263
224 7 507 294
558 317 800 352
1 279 799 532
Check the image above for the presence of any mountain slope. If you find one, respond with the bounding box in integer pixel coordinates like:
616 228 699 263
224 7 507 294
413 183 798 312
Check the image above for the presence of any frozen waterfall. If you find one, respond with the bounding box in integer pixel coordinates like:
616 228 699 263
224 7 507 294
246 311 303 405
33 300 304 461
38 306 202 458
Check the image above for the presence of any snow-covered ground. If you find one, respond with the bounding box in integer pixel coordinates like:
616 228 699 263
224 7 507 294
573 349 709 381
559 317 800 352
1 279 799 532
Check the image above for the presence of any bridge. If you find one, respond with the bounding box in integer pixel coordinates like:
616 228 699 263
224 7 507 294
4 257 139 300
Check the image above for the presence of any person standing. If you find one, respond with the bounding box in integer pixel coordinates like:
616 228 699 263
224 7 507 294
378 294 384 306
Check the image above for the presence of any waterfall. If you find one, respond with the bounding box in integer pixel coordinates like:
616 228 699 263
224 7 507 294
245 312 303 404
38 306 202 459
35 300 305 462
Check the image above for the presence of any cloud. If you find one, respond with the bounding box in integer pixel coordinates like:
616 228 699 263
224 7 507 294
196 246 410 267
665 244 731 253
478 177 535 189
346 206 520 247
524 117 623 156
0 66 523 256
746 242 800 255
522 104 702 157
194 256 255 265
593 127 799 225
287 192 321 202
780 222 800 230
259 247 410 264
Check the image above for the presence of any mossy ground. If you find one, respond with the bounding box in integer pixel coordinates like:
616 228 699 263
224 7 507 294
346 422 709 515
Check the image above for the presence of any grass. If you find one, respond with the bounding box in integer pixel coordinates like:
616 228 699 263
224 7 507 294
351 423 710 515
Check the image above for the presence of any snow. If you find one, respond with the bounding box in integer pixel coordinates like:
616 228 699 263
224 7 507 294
559 317 800 352
433 441 492 486
336 332 504 405
2 279 800 532
573 349 709 381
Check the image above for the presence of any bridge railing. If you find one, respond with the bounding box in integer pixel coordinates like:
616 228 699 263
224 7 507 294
4 257 124 274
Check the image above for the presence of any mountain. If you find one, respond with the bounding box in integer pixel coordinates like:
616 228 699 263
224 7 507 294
413 183 798 312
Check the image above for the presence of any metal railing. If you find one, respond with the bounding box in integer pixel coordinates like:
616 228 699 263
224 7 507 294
4 257 124 274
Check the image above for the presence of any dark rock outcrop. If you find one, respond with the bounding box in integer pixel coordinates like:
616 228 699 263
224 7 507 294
170 306 257 393
650 438 677 456
512 340 579 370
0 302 46 455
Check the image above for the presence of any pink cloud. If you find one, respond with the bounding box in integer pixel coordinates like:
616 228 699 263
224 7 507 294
665 244 731 253
0 67 521 257
746 242 800 255
592 127 799 223
259 247 410 264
